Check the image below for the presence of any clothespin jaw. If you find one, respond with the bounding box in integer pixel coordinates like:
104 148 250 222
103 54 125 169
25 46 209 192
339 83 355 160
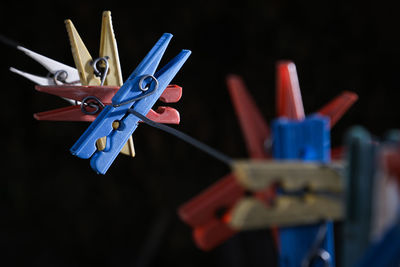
229 160 343 230
65 20 101 86
317 91 358 128
65 11 122 86
9 46 80 86
178 174 243 250
99 11 123 86
70 33 191 174
226 75 271 159
276 61 305 120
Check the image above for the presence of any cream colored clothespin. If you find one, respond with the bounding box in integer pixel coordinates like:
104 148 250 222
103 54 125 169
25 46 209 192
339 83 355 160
65 11 135 157
228 160 344 230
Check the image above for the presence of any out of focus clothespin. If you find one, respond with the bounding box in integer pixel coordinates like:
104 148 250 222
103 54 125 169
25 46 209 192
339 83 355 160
179 61 358 267
70 33 191 174
342 127 400 267
229 160 343 229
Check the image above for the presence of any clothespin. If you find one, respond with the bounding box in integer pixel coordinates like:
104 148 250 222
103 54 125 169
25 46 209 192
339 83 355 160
229 160 343 229
70 33 191 174
341 127 400 267
63 11 132 156
64 11 121 86
178 61 358 263
33 84 182 123
9 45 81 106
9 45 80 86
179 74 273 251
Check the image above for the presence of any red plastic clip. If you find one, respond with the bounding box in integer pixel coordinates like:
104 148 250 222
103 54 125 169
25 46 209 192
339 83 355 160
178 75 273 251
227 75 270 159
34 84 182 124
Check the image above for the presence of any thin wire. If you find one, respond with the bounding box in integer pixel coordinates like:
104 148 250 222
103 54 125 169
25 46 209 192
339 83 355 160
127 108 233 166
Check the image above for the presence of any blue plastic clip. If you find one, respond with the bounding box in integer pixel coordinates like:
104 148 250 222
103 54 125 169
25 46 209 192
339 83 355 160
70 33 191 174
272 114 335 267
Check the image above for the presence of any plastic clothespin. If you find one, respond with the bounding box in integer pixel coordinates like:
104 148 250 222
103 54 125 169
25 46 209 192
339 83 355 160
273 61 336 267
33 84 182 123
63 11 184 157
65 11 135 156
65 11 121 86
70 33 191 174
10 46 80 86
178 75 274 251
9 46 81 106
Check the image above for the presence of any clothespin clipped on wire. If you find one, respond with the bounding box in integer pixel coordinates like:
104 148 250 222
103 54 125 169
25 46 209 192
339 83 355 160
6 11 184 159
229 160 343 229
70 33 191 174
178 61 358 257
39 11 184 157
8 46 80 87
6 43 80 105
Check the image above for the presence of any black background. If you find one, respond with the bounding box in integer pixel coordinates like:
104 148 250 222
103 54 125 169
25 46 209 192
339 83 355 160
2 1 400 266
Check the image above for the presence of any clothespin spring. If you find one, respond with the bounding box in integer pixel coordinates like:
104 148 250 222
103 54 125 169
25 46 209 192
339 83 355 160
112 75 159 107
70 75 160 117
92 57 109 86
49 70 80 85
80 96 105 115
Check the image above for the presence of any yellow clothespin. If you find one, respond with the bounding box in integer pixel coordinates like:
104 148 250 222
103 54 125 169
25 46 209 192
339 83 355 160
65 11 135 157
229 160 344 230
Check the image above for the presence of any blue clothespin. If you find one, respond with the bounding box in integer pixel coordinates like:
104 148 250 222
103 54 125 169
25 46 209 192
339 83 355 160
70 33 191 174
272 114 335 267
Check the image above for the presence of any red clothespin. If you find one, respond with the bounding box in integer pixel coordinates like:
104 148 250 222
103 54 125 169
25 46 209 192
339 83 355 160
178 74 273 251
33 84 182 124
178 61 358 251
